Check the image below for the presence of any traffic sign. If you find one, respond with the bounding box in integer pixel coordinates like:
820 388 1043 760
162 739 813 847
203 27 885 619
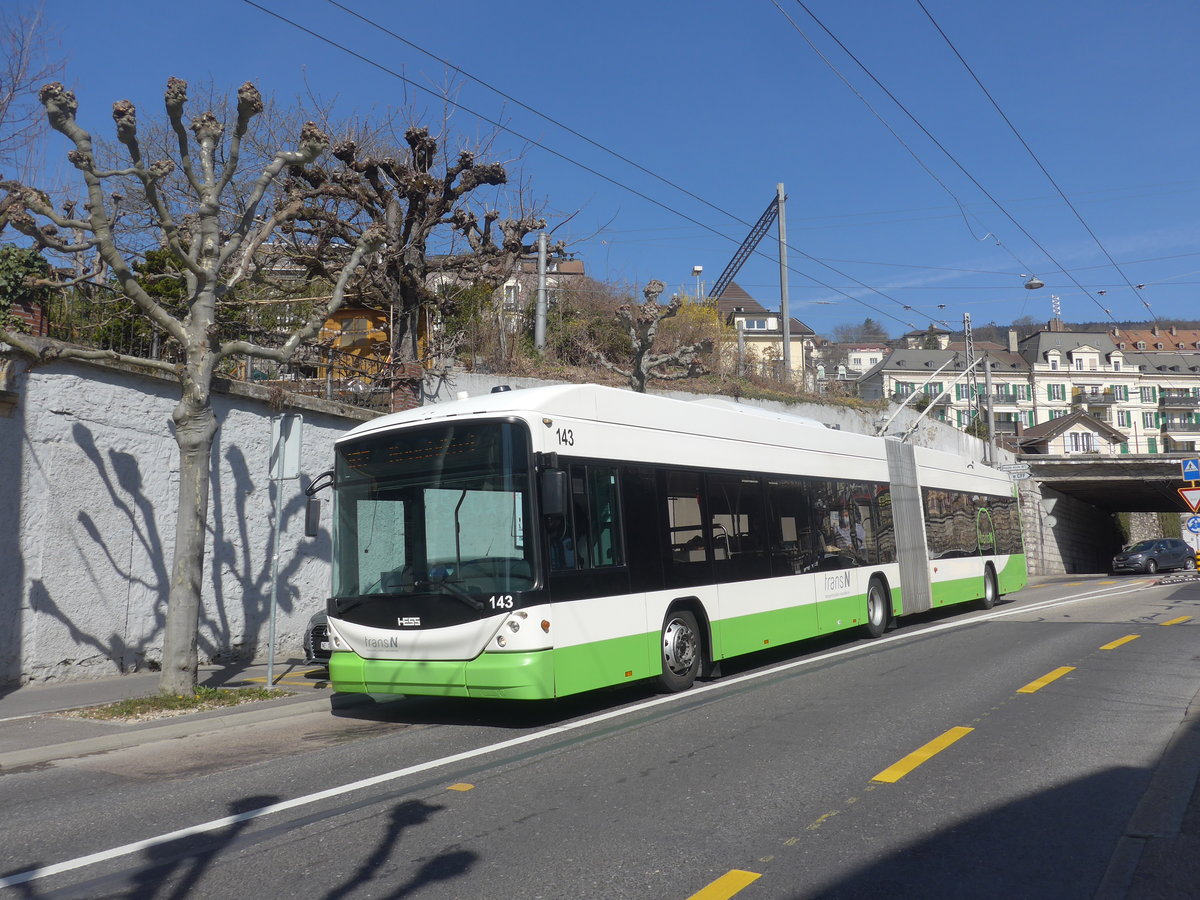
999 463 1031 473
1182 457 1200 482
1187 516 1200 534
1008 472 1031 480
1179 486 1200 513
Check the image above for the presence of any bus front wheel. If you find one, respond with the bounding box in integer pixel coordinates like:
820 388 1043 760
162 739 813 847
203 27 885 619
657 610 701 693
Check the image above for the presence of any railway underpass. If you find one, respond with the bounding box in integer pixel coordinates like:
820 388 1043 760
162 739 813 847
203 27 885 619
1017 454 1199 575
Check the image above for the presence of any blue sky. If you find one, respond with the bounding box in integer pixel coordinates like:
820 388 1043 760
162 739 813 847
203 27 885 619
34 0 1200 337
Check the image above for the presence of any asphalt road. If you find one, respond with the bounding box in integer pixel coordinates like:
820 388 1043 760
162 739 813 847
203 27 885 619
1 575 1197 899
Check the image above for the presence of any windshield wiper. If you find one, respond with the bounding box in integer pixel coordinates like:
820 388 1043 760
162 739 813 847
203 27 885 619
434 578 486 611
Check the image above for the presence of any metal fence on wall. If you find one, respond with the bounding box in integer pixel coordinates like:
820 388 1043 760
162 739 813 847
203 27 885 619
39 293 417 413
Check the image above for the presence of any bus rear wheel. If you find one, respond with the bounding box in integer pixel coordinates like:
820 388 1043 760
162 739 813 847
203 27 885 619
657 610 701 693
864 577 888 639
978 566 999 610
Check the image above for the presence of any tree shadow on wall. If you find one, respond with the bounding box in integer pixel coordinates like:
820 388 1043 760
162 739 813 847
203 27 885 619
204 439 322 664
24 424 173 677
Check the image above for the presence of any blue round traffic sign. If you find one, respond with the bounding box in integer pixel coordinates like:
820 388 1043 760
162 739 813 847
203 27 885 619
1188 516 1200 534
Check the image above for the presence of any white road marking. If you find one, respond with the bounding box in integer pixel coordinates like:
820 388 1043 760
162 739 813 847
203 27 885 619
0 580 1155 889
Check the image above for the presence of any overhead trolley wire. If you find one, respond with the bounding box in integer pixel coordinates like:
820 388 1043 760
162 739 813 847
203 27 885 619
912 0 1200 384
783 0 1139 328
913 0 1169 325
241 0 950 331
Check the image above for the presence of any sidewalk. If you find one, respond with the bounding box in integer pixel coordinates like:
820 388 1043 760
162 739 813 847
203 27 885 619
0 660 333 771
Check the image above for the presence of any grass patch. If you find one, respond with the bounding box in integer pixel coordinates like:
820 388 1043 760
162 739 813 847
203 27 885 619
61 686 291 723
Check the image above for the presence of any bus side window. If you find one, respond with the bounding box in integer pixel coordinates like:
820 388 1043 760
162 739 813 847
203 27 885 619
586 467 624 567
551 465 626 571
664 471 708 564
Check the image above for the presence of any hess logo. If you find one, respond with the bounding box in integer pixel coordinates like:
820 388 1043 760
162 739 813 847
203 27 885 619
397 617 421 627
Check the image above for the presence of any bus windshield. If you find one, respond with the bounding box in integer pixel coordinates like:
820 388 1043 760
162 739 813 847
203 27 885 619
331 421 535 602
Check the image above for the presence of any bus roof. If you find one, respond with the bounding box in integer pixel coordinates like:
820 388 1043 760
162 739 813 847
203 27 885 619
339 383 828 443
337 383 1011 492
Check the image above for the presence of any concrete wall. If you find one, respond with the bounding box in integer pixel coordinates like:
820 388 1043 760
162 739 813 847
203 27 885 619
1018 479 1123 575
1 356 371 687
1 362 1007 687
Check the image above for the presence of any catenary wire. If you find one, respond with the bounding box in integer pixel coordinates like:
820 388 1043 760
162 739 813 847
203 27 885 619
240 0 950 332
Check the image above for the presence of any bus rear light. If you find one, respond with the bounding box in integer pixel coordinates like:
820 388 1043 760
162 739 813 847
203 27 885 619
540 620 551 633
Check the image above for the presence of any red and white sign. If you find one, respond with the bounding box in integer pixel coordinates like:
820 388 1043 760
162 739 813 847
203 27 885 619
1179 486 1200 513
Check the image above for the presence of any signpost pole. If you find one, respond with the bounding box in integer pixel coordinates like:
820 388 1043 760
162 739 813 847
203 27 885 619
267 414 303 688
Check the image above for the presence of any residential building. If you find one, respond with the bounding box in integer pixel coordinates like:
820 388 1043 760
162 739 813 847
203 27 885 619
1018 410 1126 456
859 323 1200 453
494 255 586 320
714 281 814 379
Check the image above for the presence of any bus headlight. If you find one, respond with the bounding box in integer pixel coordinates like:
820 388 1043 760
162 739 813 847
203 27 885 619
496 635 507 648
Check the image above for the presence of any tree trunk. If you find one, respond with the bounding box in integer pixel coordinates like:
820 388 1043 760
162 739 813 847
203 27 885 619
158 393 217 694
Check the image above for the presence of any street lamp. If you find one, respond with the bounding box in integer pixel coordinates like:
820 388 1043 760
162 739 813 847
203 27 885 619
692 265 703 301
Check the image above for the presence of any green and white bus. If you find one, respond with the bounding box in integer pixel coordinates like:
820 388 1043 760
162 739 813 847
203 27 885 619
314 384 1026 700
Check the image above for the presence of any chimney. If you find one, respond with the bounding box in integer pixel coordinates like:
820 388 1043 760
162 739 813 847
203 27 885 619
1111 327 1120 337
1170 325 1177 335
1007 329 1018 353
1152 324 1160 336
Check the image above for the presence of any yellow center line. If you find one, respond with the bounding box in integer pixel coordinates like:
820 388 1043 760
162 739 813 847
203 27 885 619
1017 666 1076 694
871 726 974 784
1100 634 1140 650
1161 616 1192 626
686 870 762 900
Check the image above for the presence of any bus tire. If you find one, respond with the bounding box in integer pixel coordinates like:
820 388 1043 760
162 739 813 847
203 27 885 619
978 565 999 610
657 609 701 693
864 576 888 639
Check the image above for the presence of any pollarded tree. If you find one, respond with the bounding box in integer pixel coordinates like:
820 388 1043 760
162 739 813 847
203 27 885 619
597 279 713 393
0 79 382 693
281 127 554 396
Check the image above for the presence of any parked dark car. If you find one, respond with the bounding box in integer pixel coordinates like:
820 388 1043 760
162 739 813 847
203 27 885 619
1111 538 1197 575
303 611 331 664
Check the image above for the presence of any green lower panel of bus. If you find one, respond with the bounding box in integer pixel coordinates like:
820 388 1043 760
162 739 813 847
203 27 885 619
329 650 556 700
998 554 1028 594
329 631 653 701
929 555 1029 608
328 565 1018 701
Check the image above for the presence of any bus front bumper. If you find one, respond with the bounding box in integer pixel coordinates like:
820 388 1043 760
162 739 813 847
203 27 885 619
328 649 557 700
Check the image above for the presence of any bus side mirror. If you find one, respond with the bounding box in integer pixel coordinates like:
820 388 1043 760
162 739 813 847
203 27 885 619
305 497 322 538
304 469 333 538
540 468 568 517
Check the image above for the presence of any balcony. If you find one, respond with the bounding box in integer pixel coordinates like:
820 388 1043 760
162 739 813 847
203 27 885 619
1072 389 1117 407
891 390 950 406
990 392 1025 406
1161 419 1200 436
1158 392 1200 410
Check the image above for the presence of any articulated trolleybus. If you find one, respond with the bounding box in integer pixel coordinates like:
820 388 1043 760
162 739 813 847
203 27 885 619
313 384 1027 700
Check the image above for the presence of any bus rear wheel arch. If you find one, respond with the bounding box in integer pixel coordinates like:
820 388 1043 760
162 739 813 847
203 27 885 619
864 575 890 639
656 607 704 693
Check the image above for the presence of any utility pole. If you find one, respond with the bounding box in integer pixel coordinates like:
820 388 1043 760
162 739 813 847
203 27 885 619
534 232 548 352
777 183 791 380
983 352 997 464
